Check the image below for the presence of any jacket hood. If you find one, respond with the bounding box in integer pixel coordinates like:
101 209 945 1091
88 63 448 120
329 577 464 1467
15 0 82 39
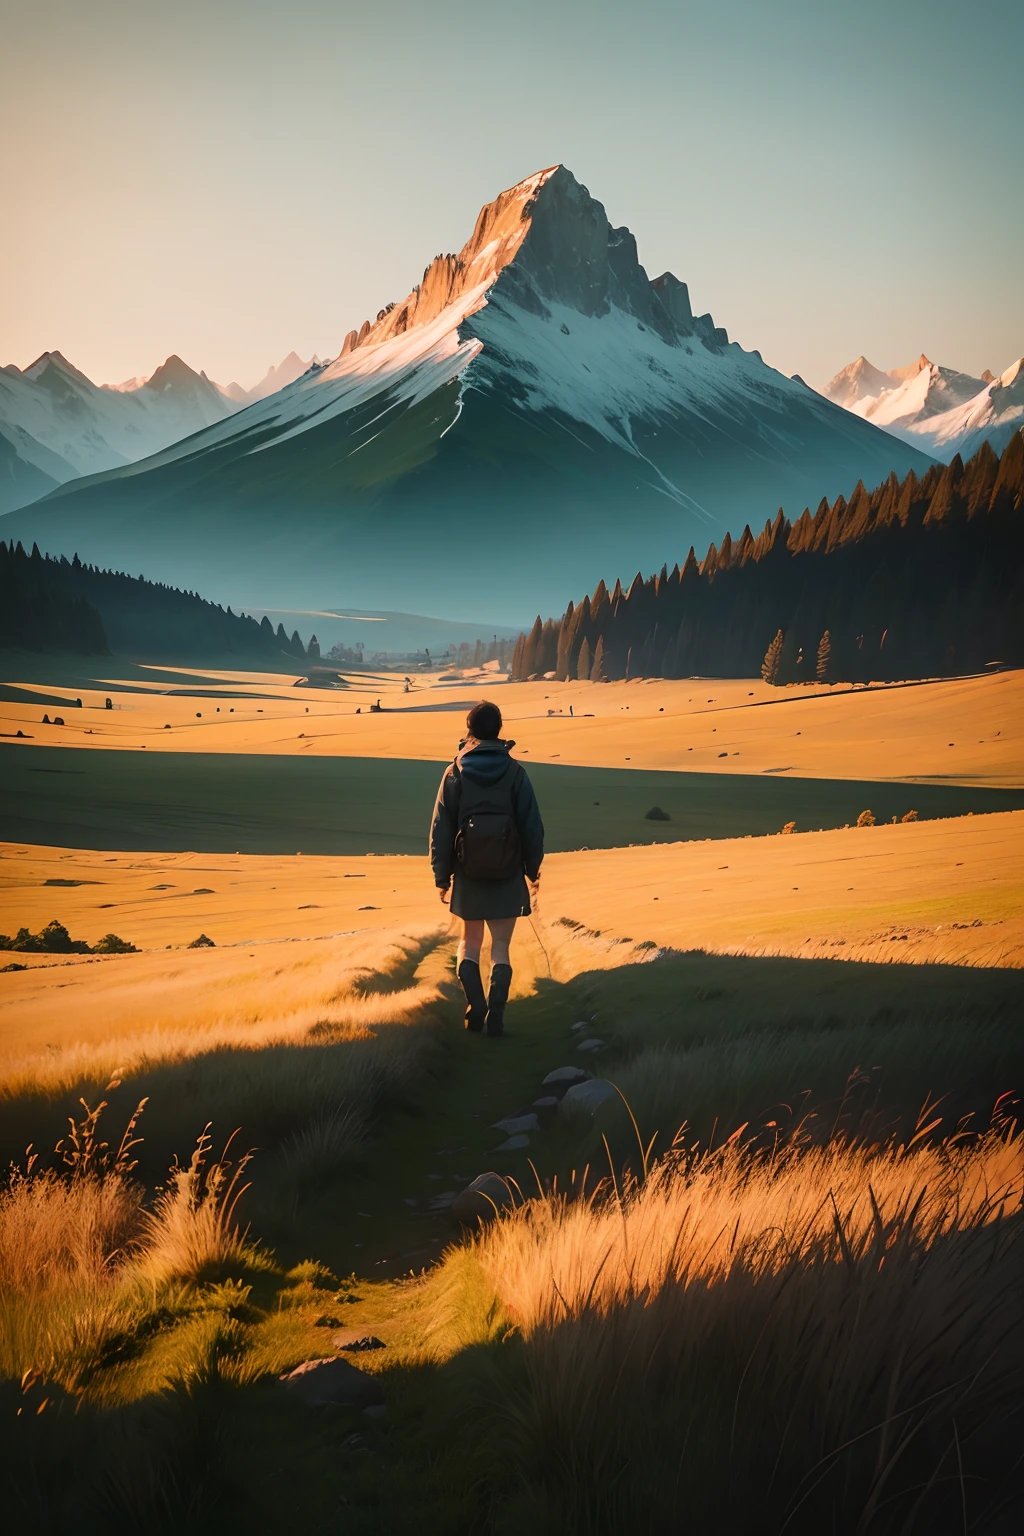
457 737 517 786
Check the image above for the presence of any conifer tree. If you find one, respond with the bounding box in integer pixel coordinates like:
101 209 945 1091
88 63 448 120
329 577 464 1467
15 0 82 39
555 600 575 680
521 616 543 677
816 629 832 682
577 636 591 681
589 636 607 682
762 629 784 685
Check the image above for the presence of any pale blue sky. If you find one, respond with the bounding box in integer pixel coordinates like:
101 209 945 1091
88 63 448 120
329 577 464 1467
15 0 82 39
4 0 1020 389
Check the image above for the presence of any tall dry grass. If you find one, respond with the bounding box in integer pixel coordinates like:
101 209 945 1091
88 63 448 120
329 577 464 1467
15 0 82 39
547 948 1024 1153
0 1100 259 1390
0 929 449 1183
450 1125 1024 1532
0 927 444 1101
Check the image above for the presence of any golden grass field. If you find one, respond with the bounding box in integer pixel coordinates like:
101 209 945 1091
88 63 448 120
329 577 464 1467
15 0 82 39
2 662 1022 785
2 809 1021 1081
2 664 1023 1532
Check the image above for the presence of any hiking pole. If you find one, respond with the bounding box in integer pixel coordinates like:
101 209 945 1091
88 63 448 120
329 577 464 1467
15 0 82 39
527 882 552 977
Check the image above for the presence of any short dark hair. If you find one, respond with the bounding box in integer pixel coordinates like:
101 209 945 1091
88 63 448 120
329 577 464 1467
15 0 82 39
467 700 502 740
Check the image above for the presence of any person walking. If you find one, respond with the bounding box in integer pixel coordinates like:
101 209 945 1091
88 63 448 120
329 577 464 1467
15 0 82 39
430 700 543 1036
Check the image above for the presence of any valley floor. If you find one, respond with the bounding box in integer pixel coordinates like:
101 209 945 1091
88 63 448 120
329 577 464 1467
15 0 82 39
1 658 1021 784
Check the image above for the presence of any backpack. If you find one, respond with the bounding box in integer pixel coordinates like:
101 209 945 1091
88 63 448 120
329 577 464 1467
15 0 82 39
454 759 523 881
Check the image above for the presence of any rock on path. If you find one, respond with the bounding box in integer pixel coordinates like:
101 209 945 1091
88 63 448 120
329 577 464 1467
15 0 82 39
562 1079 618 1113
279 1356 384 1409
542 1066 588 1088
492 1113 540 1135
451 1172 519 1226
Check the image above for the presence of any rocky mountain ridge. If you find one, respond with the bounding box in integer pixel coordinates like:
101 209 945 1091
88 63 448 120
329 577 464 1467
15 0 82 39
4 165 935 622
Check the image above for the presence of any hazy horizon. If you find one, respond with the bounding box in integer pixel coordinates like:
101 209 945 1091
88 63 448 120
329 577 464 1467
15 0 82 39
3 0 1021 391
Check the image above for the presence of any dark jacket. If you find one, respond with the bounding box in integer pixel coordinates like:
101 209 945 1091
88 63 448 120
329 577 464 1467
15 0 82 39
429 737 544 887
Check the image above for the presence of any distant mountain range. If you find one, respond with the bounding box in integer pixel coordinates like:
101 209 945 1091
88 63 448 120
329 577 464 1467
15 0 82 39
823 353 1024 463
2 166 936 623
0 350 321 515
223 351 323 405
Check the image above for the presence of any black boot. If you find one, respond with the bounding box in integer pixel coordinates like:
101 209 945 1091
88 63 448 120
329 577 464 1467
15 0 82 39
458 958 487 1032
486 963 513 1037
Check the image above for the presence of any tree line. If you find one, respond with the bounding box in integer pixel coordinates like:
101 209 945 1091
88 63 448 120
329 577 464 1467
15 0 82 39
0 541 316 661
509 433 1024 684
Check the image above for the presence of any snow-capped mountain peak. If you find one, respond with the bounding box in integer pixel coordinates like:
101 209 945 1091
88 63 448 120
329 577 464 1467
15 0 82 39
823 349 1023 463
823 356 897 409
852 360 984 428
6 164 935 616
886 353 932 384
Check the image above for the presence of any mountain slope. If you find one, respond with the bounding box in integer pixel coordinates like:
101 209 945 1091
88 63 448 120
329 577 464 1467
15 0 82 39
3 167 934 622
913 358 1024 460
508 433 1024 686
0 421 67 514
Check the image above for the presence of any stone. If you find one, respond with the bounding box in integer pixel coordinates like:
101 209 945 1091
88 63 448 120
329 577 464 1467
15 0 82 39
451 1172 517 1226
492 1113 540 1135
561 1078 618 1114
532 1096 560 1113
542 1066 588 1087
577 1038 604 1052
496 1134 530 1151
332 1330 386 1353
278 1356 384 1409
570 1021 590 1033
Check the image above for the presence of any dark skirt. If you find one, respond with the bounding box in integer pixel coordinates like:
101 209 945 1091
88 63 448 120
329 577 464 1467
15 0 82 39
450 869 531 921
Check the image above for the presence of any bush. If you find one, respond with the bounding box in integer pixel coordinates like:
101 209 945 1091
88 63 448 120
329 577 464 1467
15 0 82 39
0 920 90 954
0 921 137 955
91 933 137 955
856 808 876 827
644 806 670 822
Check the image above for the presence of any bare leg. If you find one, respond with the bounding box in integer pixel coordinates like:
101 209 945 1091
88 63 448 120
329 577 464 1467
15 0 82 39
459 919 485 966
485 916 517 965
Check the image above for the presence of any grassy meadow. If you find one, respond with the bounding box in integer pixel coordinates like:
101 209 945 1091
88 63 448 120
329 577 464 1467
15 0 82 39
2 664 1023 1532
